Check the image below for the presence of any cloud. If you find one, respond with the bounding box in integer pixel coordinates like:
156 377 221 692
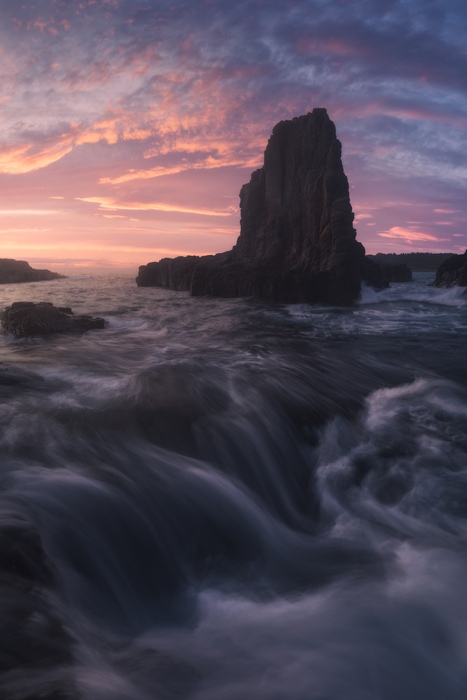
99 151 261 184
2 0 466 180
378 226 441 243
0 0 466 264
0 141 74 174
76 196 236 217
0 208 58 216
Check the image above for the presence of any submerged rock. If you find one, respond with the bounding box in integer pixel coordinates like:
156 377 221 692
1 302 106 337
433 250 467 287
137 109 383 305
0 258 64 284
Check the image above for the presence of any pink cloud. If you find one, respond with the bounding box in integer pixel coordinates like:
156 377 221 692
378 226 441 243
76 196 237 218
0 141 74 174
99 151 261 185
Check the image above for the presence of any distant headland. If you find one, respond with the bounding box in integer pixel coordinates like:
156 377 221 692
0 258 65 285
367 253 454 273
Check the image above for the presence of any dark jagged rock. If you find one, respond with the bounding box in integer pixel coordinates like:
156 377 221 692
433 250 467 287
379 263 412 283
365 255 412 283
136 255 206 290
0 258 65 284
361 257 389 291
137 109 384 304
0 513 77 698
1 302 106 337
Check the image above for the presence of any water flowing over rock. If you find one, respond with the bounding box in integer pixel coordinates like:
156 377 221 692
1 302 106 337
137 109 381 304
0 258 64 284
433 250 467 287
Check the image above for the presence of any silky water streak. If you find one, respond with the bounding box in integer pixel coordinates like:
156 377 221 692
0 272 467 699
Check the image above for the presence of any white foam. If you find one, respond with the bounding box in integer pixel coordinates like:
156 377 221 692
358 280 467 308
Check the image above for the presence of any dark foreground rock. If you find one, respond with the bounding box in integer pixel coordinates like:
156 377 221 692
433 250 467 287
0 513 77 699
137 109 385 305
1 302 106 337
0 258 64 284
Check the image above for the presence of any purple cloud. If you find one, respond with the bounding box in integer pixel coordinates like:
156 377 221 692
0 0 466 270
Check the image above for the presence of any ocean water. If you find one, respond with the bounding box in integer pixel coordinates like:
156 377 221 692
1 272 467 699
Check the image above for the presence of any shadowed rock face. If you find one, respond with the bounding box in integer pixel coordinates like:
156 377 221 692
1 302 106 337
433 250 467 287
137 109 376 305
378 264 412 284
0 258 64 284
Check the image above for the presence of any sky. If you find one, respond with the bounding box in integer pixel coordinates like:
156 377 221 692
0 0 466 274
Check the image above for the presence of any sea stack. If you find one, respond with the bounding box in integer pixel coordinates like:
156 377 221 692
137 109 373 304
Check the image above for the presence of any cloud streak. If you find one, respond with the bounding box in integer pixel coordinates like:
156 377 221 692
77 196 236 217
0 0 466 269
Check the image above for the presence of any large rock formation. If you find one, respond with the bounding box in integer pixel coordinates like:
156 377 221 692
0 258 64 284
1 302 106 337
433 250 467 287
137 109 380 304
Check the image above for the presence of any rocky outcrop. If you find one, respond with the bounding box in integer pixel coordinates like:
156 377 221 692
0 258 64 284
137 109 383 305
433 250 467 287
1 302 106 337
379 264 412 283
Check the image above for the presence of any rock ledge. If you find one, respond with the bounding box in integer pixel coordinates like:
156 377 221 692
1 302 106 337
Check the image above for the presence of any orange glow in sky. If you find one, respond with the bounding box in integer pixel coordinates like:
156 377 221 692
0 1 466 274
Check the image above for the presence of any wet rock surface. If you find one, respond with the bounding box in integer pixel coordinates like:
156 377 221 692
1 302 106 337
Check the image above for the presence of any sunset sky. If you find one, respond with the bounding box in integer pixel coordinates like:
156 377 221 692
1 0 466 274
